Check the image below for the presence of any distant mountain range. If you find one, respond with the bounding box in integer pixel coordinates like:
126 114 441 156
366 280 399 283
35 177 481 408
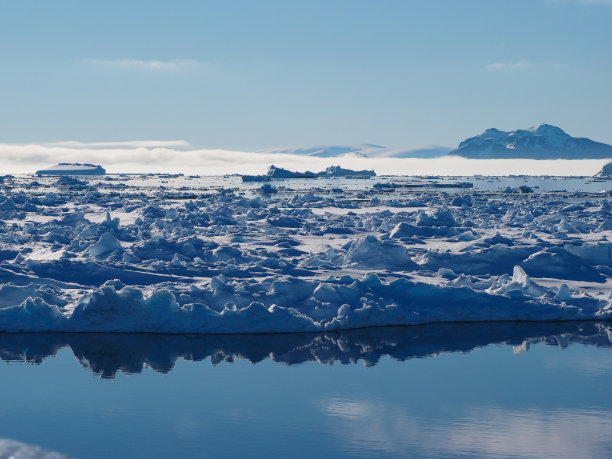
259 124 612 160
450 124 612 159
258 144 451 159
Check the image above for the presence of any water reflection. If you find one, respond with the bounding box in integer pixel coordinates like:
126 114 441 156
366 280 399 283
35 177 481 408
321 399 612 458
1 321 610 379
0 438 70 459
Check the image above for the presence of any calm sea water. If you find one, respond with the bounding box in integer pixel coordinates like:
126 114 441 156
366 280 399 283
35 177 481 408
1 322 611 458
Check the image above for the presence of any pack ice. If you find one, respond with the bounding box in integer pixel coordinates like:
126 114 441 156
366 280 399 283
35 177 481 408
1 173 611 333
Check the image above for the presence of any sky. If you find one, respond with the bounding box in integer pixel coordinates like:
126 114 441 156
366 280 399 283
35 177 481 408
0 0 611 151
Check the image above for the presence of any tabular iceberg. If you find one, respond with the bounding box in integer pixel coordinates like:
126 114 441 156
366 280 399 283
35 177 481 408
36 163 106 176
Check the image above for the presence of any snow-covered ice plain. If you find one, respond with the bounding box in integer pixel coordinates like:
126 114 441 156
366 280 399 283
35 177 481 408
2 172 612 333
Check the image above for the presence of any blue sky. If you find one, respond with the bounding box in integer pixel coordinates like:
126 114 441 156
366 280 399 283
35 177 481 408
0 0 611 149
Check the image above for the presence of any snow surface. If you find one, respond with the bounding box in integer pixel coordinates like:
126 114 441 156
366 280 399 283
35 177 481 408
1 174 612 333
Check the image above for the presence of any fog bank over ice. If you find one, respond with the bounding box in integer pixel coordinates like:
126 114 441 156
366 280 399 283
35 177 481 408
0 141 609 176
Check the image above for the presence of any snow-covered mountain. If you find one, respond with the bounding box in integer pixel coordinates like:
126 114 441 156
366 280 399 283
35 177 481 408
258 143 451 158
257 125 611 160
594 161 612 177
450 124 612 159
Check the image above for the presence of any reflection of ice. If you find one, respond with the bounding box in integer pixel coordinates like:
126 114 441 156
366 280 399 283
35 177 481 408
1 321 610 378
513 341 530 355
321 400 612 459
0 438 70 459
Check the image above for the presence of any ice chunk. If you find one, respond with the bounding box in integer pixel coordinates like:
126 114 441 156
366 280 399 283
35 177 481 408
416 208 455 227
343 235 417 270
557 219 579 234
482 232 513 246
521 248 605 282
89 233 123 259
361 273 382 288
438 268 457 279
565 242 612 266
458 230 477 241
556 284 571 301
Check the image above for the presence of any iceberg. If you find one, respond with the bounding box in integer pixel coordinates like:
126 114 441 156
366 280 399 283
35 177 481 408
36 163 106 176
242 165 375 181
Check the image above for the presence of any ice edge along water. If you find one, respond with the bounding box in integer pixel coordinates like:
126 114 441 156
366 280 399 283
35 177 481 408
1 173 612 333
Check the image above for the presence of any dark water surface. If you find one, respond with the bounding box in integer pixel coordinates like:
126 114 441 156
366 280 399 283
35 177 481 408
1 322 612 458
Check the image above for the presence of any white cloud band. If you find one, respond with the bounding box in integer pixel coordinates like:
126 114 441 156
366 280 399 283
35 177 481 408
0 141 607 176
82 58 205 70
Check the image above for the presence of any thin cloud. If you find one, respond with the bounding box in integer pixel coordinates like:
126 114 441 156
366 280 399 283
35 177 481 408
321 398 612 459
486 61 565 70
548 0 612 5
82 58 205 70
44 140 191 149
